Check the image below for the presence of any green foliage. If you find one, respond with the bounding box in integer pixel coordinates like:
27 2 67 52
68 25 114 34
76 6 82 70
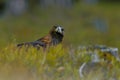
0 44 120 80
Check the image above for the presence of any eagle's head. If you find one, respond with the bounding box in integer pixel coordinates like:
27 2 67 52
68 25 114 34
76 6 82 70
49 25 64 45
54 25 64 35
50 25 64 36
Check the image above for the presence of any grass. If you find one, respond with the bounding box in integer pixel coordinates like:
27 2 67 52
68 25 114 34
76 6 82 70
0 2 120 80
0 44 120 80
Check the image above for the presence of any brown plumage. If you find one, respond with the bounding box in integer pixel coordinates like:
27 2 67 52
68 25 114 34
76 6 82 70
17 25 64 50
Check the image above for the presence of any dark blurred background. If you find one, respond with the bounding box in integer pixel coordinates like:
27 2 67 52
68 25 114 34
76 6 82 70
0 0 120 48
0 0 120 16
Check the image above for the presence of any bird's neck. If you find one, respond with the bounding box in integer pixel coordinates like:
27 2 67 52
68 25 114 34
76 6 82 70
50 32 63 45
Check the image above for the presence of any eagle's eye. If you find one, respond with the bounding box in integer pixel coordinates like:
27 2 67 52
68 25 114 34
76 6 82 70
61 28 64 31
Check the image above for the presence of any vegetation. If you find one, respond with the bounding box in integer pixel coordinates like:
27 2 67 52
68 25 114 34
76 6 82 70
0 2 120 80
0 44 120 80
